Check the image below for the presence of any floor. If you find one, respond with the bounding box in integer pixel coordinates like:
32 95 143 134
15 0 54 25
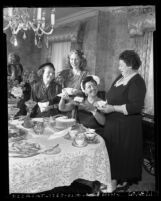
32 166 156 197
127 167 156 192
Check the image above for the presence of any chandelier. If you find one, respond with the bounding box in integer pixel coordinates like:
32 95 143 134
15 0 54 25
3 7 55 48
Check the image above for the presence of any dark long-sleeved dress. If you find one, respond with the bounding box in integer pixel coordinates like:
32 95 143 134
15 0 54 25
73 97 104 135
103 73 146 182
30 80 62 118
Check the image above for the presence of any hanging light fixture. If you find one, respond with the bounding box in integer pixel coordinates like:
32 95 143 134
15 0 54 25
3 7 55 48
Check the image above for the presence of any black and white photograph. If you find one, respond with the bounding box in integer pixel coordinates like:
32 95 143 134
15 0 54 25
1 3 158 198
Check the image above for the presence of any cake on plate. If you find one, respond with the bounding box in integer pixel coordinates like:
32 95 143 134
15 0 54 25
55 116 76 129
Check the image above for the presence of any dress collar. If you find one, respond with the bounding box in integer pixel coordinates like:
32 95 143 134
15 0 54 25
114 72 138 87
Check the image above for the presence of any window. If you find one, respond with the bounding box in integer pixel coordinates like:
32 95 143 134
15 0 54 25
50 41 71 76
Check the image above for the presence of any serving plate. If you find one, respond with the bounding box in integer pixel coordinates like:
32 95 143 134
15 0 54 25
9 140 41 158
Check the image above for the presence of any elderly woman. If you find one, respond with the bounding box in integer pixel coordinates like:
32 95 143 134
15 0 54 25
7 52 23 83
56 49 89 96
97 50 146 191
30 63 61 118
59 75 105 134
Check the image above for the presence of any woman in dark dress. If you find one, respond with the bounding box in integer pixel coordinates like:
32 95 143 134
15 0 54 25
98 50 146 191
30 63 61 118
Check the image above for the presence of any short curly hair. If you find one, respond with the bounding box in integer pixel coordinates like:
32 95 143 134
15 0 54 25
67 49 87 71
119 50 142 70
37 62 55 77
82 76 98 90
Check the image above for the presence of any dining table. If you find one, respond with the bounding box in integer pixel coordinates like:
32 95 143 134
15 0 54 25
8 103 112 194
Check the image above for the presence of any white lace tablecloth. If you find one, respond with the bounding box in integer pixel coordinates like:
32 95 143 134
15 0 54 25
9 119 112 194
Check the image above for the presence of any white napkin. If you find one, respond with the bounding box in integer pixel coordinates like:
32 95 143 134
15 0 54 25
38 102 49 112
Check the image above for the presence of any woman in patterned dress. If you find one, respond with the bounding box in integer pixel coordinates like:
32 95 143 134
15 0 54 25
56 49 89 95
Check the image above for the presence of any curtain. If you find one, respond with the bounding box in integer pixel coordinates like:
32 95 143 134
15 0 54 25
50 41 71 76
134 32 154 115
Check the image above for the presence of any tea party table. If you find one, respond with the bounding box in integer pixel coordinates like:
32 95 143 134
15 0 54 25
8 116 112 194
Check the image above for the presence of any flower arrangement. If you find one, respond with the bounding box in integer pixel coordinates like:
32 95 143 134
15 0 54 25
11 86 23 98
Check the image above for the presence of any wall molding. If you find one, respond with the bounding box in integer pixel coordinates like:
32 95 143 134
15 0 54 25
55 6 155 27
55 8 99 27
127 6 155 36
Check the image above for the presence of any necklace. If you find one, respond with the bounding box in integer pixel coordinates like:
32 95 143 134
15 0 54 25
115 71 138 87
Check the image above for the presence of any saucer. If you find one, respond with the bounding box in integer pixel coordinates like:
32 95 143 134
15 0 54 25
72 140 88 148
86 136 100 144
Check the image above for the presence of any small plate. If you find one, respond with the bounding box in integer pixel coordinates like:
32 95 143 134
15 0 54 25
72 140 88 148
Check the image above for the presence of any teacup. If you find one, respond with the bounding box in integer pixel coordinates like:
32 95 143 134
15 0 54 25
85 132 96 141
74 137 85 146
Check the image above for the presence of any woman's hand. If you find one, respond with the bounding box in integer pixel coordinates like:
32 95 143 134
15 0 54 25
98 104 114 114
61 90 70 101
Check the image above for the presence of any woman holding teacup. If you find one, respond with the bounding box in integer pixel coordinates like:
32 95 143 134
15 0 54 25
97 50 146 191
56 49 89 97
59 75 105 135
30 63 62 118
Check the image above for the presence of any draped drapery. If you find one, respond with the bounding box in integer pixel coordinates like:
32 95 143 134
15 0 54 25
134 32 154 115
47 23 83 76
50 41 71 76
127 6 155 115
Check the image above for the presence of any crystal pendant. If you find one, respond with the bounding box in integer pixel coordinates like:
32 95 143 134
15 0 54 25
35 36 37 45
23 32 27 39
37 38 42 48
10 35 18 46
